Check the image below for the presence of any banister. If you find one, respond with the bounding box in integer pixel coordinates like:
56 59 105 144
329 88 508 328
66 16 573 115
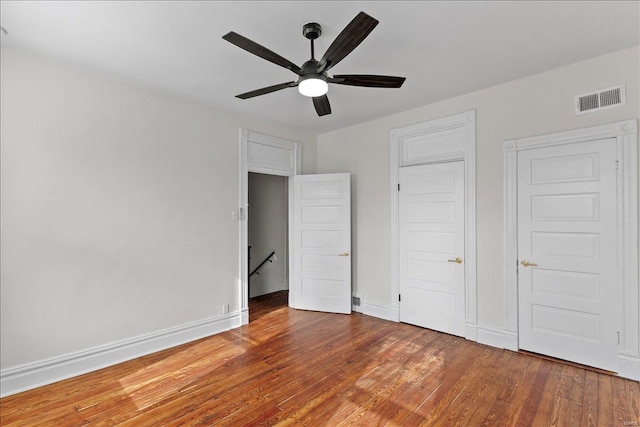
250 251 276 277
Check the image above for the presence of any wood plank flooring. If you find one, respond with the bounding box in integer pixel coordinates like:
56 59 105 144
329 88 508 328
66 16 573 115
1 290 638 426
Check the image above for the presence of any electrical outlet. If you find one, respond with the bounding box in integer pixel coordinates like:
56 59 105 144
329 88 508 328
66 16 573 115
222 304 229 314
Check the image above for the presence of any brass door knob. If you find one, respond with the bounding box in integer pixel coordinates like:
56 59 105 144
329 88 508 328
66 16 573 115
339 252 350 256
520 260 538 267
447 257 463 264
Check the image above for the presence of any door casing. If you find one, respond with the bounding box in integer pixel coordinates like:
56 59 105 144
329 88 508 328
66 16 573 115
503 119 639 380
390 110 477 337
239 129 301 324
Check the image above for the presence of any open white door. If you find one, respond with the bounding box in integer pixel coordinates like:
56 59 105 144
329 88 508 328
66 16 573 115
290 173 351 314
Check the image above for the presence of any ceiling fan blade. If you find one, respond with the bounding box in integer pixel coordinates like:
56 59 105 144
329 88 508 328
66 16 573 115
223 32 303 75
312 95 331 116
319 12 379 72
236 81 297 99
330 74 406 88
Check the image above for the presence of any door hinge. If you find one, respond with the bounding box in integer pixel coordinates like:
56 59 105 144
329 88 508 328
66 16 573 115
617 331 621 345
398 294 401 302
615 159 619 174
398 183 400 191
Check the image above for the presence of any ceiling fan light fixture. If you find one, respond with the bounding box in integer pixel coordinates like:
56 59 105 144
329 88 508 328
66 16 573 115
298 75 328 97
223 12 405 116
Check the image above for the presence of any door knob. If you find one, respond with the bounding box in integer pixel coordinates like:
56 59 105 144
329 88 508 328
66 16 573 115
339 252 350 256
520 260 538 267
447 257 463 264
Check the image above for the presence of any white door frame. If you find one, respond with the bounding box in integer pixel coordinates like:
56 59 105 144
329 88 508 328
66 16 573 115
503 119 639 380
390 110 477 338
239 129 301 324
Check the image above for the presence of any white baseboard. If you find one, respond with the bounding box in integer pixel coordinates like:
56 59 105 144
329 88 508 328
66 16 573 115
0 311 243 398
363 302 399 322
472 326 640 381
465 323 478 341
476 325 518 351
618 354 640 381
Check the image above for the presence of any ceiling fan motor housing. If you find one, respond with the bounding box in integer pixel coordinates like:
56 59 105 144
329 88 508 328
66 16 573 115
301 60 323 75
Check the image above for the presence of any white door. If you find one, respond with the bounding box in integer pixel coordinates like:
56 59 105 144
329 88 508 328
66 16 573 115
518 138 618 371
399 162 465 336
290 173 351 314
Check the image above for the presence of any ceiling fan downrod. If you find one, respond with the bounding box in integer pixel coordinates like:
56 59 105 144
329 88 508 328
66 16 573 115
303 22 322 60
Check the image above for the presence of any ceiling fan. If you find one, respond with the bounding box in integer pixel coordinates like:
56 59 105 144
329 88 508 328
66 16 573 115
222 11 406 117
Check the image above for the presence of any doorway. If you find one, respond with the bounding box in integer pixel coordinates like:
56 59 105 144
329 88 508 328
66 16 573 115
239 129 301 325
504 119 639 378
390 111 477 336
239 130 353 323
248 173 289 299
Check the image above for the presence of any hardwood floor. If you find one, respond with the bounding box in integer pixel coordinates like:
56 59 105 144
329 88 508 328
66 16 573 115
1 290 638 426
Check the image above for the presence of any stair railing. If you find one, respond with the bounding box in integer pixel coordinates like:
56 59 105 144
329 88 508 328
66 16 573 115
250 251 276 278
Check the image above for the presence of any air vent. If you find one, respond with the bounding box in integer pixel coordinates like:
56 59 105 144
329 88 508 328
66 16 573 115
576 84 626 115
352 294 363 313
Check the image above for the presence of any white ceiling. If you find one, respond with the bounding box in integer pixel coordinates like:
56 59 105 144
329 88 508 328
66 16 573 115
1 1 638 134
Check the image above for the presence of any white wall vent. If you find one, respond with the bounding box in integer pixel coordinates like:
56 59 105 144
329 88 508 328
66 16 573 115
575 84 626 115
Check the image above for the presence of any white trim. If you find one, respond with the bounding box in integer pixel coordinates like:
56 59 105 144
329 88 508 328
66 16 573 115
464 112 478 326
0 311 243 397
390 110 477 336
620 126 639 358
239 129 301 318
239 136 249 318
511 120 635 150
363 302 400 322
618 355 640 381
503 119 639 380
465 323 478 341
503 142 518 332
240 307 249 326
390 132 400 310
476 325 519 351
288 178 296 309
